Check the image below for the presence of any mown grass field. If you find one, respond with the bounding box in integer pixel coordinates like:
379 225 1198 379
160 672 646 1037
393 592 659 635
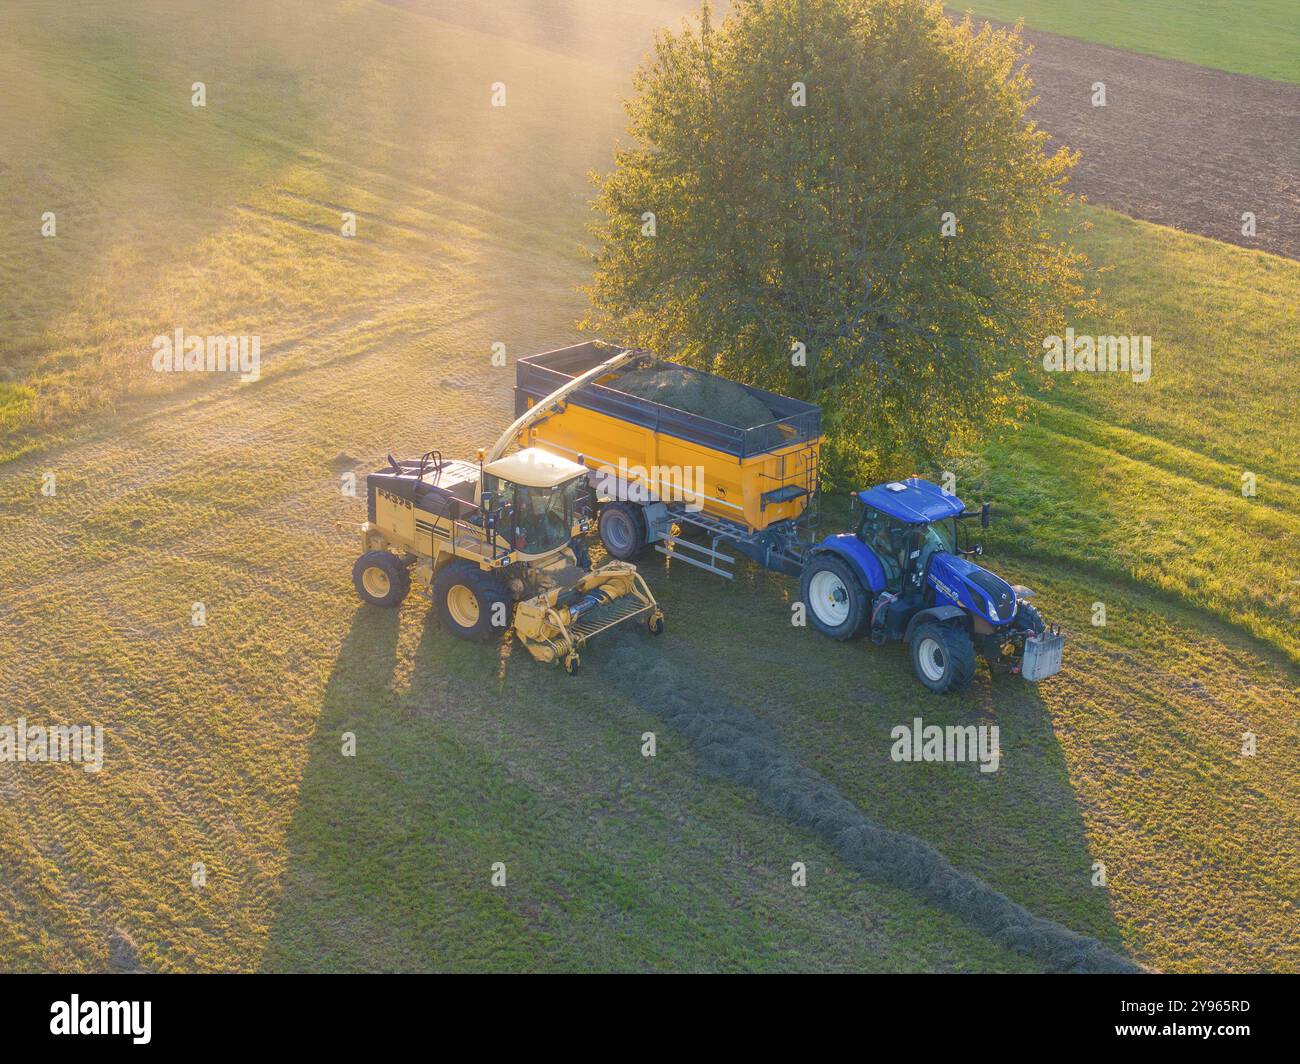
959 0 1300 82
0 0 1296 972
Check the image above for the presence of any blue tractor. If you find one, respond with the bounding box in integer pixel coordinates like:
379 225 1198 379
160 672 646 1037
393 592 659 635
799 478 1064 693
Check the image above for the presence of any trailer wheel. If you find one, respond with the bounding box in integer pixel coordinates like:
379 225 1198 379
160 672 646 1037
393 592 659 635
433 559 510 641
799 554 868 640
353 550 410 608
598 502 646 559
910 622 977 694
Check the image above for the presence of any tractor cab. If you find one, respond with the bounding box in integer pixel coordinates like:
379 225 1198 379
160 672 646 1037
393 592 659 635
480 447 591 560
854 478 1016 626
854 479 965 593
859 480 960 577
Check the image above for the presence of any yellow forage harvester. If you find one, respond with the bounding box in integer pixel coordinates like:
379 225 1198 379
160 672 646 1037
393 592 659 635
351 348 664 673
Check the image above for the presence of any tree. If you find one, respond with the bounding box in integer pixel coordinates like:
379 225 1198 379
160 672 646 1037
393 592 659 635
583 0 1092 482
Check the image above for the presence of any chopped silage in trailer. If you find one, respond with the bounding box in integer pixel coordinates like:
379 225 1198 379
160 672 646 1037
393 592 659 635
612 362 785 450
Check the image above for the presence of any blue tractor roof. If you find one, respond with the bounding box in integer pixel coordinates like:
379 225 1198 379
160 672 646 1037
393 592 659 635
857 478 966 523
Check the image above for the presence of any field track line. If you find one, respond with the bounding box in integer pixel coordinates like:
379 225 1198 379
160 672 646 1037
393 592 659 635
1030 399 1300 497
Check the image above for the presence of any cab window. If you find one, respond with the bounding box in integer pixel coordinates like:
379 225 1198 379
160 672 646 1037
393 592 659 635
483 475 581 555
858 507 910 590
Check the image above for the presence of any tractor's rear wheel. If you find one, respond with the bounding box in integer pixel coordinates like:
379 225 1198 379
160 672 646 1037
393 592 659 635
910 622 977 694
433 560 510 641
598 502 646 560
799 554 868 640
353 550 410 608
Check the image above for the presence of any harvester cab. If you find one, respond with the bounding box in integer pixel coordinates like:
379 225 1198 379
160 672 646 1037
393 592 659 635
799 477 1064 693
351 348 665 673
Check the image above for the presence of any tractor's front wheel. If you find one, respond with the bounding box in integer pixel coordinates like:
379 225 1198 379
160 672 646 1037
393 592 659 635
433 559 510 641
910 622 977 694
353 550 410 608
799 554 868 640
1014 601 1046 635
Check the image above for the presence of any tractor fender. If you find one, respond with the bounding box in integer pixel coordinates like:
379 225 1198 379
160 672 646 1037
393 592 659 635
808 533 886 595
904 605 968 643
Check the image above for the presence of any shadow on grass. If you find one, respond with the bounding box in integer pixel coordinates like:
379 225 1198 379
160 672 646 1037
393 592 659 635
257 604 402 971
259 605 552 972
607 631 1138 972
261 561 1137 972
636 558 1140 971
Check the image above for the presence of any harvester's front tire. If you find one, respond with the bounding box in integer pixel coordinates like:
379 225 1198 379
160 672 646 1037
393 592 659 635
799 554 868 640
433 560 510 641
910 622 977 694
598 502 646 560
353 551 410 608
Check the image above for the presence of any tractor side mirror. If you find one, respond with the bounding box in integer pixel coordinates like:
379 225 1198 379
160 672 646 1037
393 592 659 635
980 502 991 529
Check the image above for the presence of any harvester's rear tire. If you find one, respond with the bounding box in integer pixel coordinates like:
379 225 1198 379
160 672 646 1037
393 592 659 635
910 622 977 694
433 560 510 641
598 502 646 560
353 551 410 608
799 554 868 640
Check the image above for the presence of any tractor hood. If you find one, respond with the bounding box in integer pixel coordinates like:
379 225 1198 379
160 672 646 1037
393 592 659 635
929 552 1018 626
858 478 965 523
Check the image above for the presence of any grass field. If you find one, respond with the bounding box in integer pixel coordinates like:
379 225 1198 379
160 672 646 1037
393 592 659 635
959 0 1300 83
0 0 1296 972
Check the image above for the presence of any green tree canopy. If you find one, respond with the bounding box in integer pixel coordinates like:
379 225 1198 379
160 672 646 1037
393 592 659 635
584 0 1091 481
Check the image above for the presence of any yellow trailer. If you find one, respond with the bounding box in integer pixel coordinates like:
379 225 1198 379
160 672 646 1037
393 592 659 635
515 342 823 578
